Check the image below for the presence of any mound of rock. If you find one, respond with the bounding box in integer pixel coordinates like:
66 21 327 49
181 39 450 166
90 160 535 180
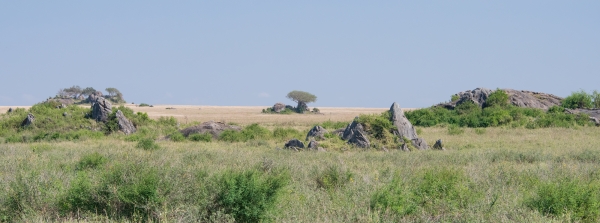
116 110 136 135
342 119 370 148
440 88 563 110
306 125 327 141
285 139 305 150
390 102 429 150
179 121 242 138
273 103 286 113
92 97 112 122
21 113 35 127
565 109 600 126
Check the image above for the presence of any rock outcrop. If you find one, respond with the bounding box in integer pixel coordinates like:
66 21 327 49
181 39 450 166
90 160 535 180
440 88 563 110
91 97 112 122
307 140 318 150
390 102 428 150
433 139 445 150
566 109 600 126
116 110 136 135
306 125 327 141
179 121 242 138
21 113 35 127
285 139 305 150
273 103 286 113
342 119 370 148
505 89 563 110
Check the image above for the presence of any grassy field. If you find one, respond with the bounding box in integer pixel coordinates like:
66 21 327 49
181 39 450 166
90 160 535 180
1 106 600 222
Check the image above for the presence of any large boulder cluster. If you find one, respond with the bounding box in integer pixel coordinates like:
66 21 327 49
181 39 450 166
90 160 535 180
440 88 563 110
179 121 242 138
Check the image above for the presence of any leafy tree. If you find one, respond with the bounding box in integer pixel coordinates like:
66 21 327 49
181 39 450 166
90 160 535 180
484 89 509 108
81 87 97 97
286 90 317 113
593 90 600 109
57 85 82 98
105 87 120 97
562 90 593 109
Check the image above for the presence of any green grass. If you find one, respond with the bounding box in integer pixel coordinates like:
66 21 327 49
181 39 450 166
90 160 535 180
2 126 600 222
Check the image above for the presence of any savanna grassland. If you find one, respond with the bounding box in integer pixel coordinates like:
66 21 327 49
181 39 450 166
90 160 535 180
1 104 600 222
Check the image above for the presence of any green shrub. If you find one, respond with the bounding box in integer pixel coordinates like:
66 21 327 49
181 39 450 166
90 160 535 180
562 90 593 109
315 165 353 191
371 177 416 217
372 168 476 217
474 128 486 135
451 94 460 102
59 172 99 214
189 133 212 142
484 89 509 108
357 112 395 140
593 90 600 108
213 168 289 222
169 131 186 142
272 127 301 140
76 152 107 170
320 120 348 129
447 125 464 135
139 103 150 107
219 124 271 142
136 138 160 150
527 178 600 221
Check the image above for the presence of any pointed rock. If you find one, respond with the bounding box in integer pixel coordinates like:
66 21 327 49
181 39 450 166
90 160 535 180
21 113 35 127
307 140 319 150
306 125 327 141
342 119 370 148
91 97 112 122
116 110 136 135
390 102 428 150
433 139 445 150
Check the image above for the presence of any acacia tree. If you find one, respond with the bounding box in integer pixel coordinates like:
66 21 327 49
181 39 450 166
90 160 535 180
81 87 97 97
286 90 317 113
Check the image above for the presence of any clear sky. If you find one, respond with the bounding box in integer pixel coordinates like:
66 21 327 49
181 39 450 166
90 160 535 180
1 1 599 108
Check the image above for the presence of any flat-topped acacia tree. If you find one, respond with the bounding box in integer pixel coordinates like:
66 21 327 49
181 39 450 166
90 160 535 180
286 90 317 113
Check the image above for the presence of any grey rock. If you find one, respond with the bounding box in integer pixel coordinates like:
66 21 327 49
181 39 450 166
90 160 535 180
21 113 35 127
439 88 562 110
342 119 370 148
179 121 242 138
433 139 445 150
411 138 429 150
306 125 327 141
307 140 318 150
332 128 345 137
273 103 286 113
561 109 600 126
505 89 563 110
590 117 600 126
7 108 12 113
285 139 305 149
116 110 136 135
91 97 112 122
63 112 68 117
400 143 410 152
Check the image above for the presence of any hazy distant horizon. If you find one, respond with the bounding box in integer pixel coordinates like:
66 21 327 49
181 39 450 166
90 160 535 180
2 1 599 107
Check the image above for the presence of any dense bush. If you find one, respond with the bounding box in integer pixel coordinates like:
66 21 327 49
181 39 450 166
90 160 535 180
315 165 353 191
188 133 212 142
75 152 107 170
527 178 600 221
219 124 271 142
320 120 348 130
137 138 160 150
406 101 592 128
272 127 302 140
372 168 477 217
211 168 289 222
484 89 509 108
562 90 594 109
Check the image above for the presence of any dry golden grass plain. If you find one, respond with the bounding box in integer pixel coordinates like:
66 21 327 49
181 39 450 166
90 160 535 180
124 104 396 127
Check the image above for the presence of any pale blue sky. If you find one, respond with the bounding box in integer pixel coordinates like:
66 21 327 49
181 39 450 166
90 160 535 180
1 1 599 107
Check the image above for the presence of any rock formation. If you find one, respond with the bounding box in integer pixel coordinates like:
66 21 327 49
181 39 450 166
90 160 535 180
440 88 563 110
116 110 136 135
566 109 600 126
390 102 428 150
273 103 286 113
433 139 445 150
285 139 305 150
179 121 242 138
91 97 112 122
306 125 327 141
21 113 35 127
307 140 318 150
7 108 12 113
342 119 370 148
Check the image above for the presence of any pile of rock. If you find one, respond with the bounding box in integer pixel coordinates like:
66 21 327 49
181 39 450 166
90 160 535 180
283 125 328 151
180 121 242 138
439 88 563 110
